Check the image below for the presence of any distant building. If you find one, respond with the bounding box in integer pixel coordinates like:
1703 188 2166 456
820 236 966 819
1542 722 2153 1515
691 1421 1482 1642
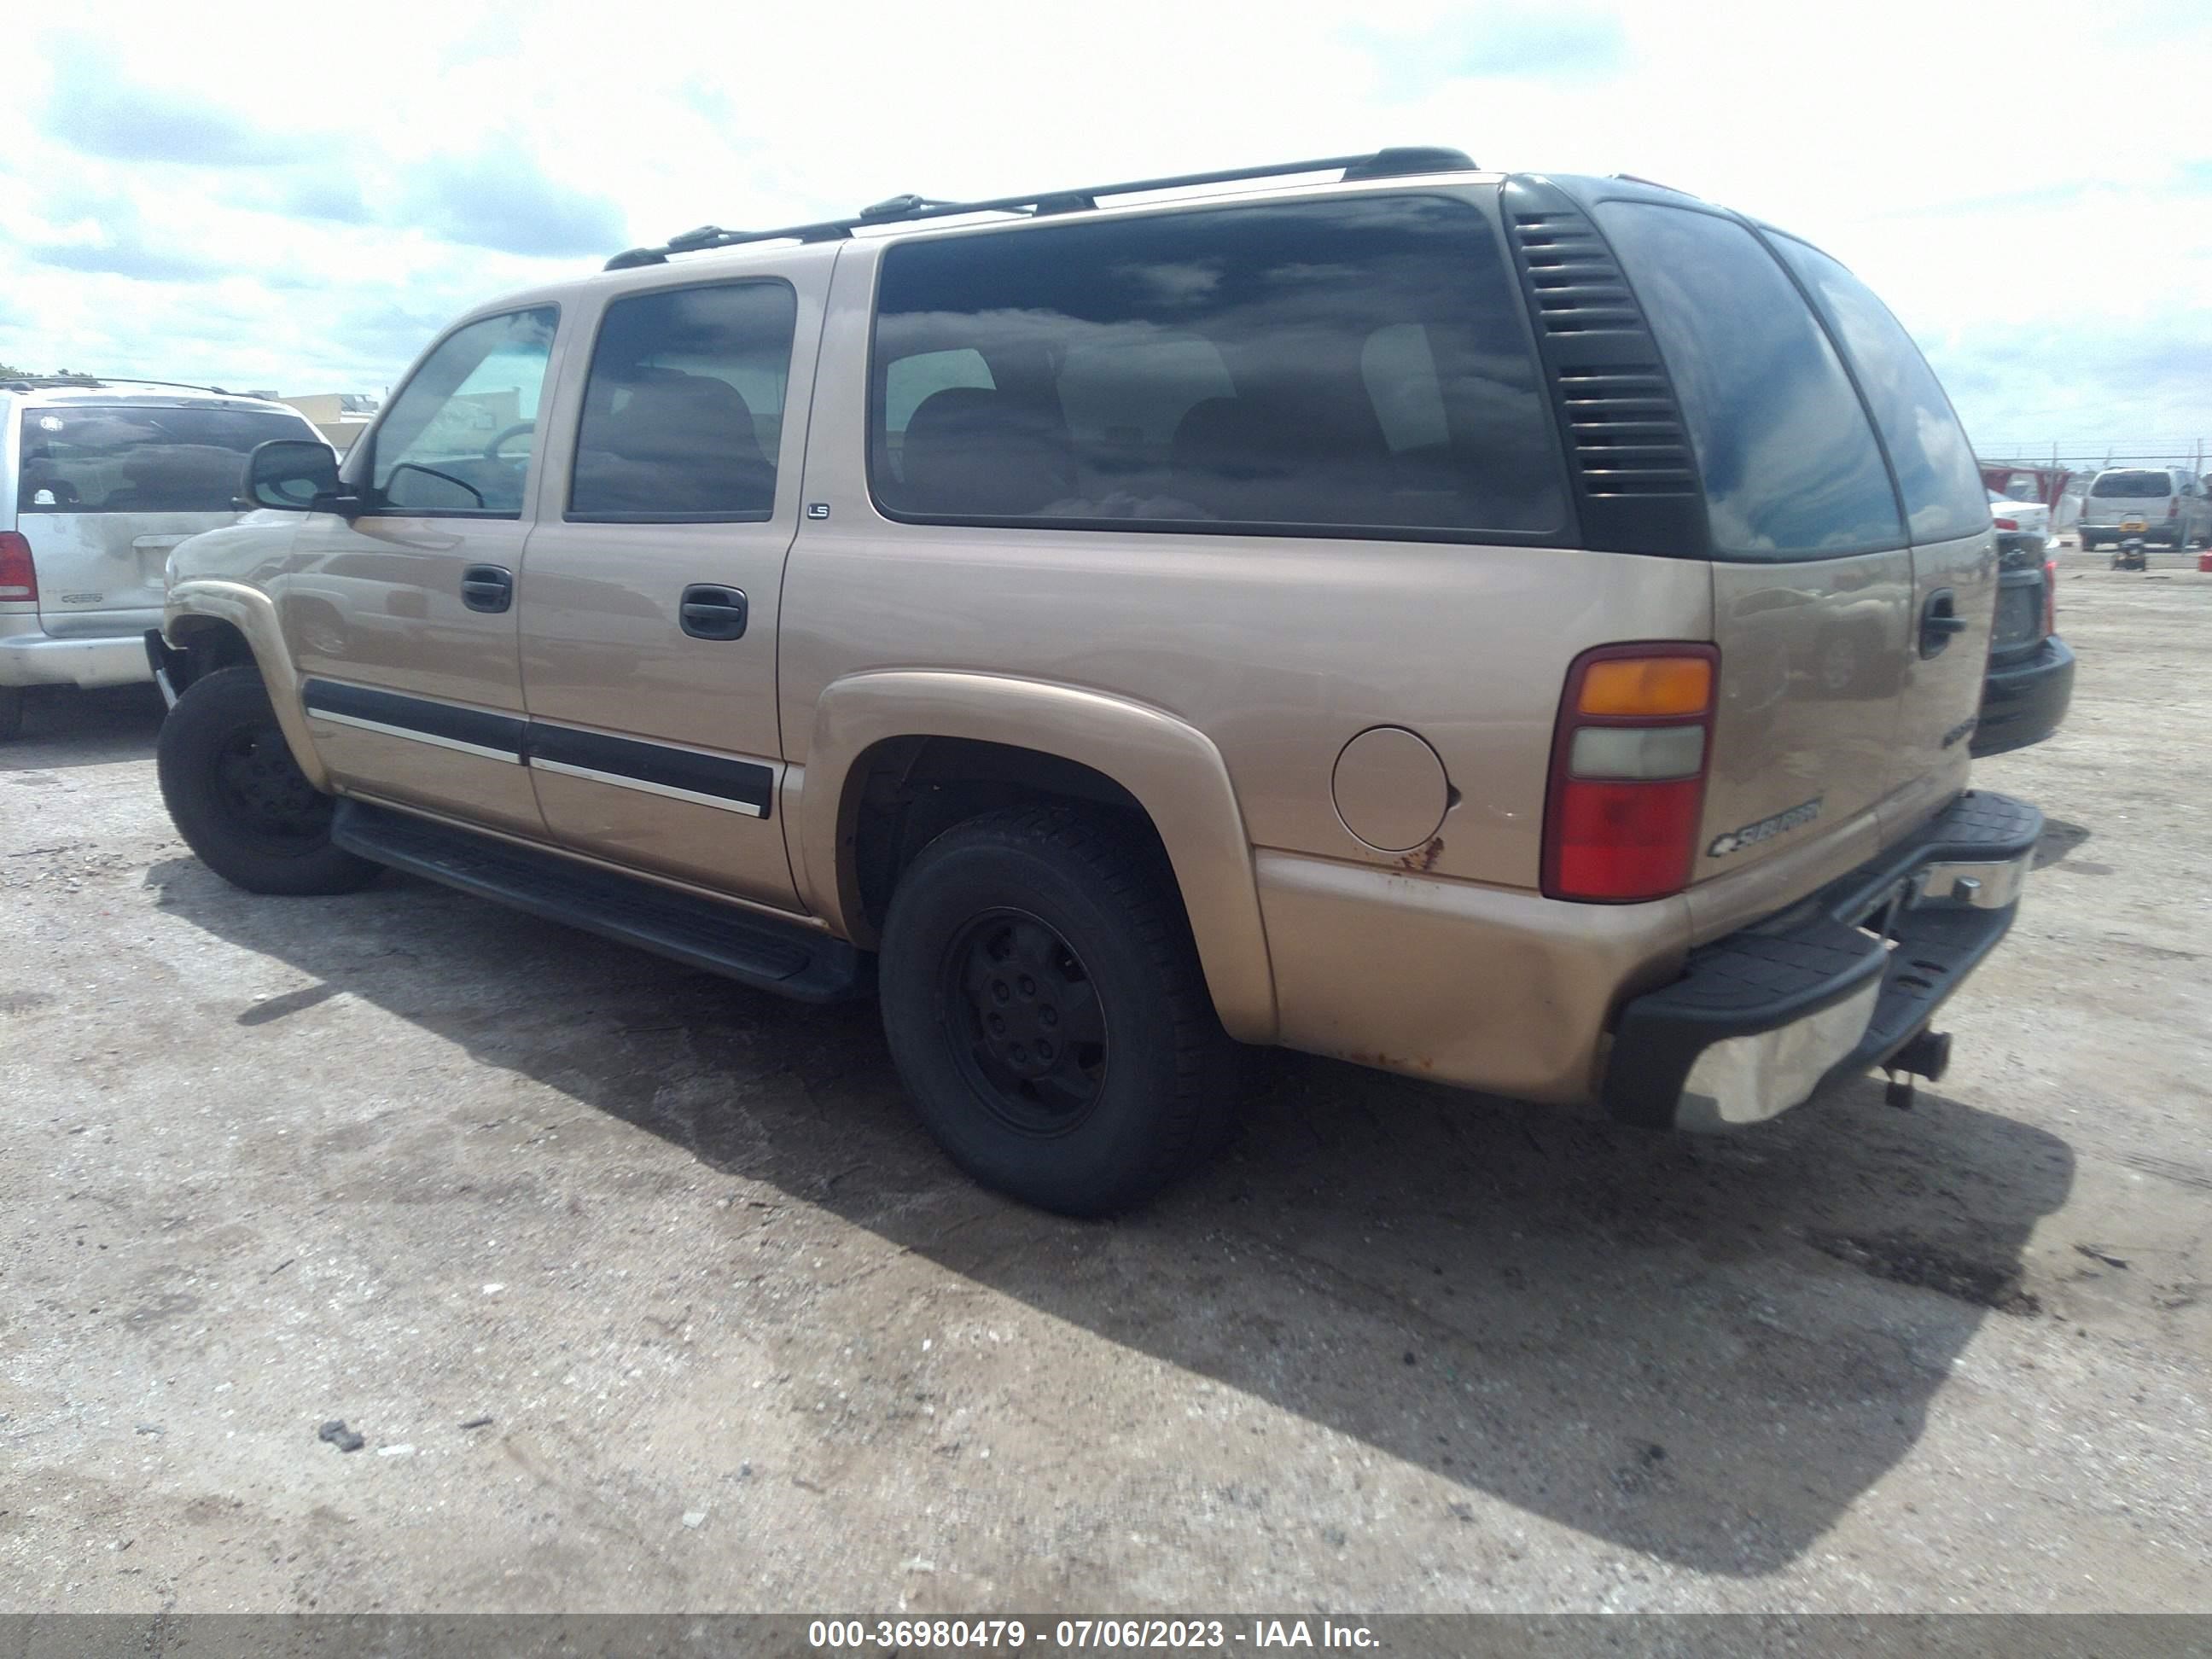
277 393 381 454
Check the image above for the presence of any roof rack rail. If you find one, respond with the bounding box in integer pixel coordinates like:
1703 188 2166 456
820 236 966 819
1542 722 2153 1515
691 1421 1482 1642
0 375 244 397
605 146 1476 271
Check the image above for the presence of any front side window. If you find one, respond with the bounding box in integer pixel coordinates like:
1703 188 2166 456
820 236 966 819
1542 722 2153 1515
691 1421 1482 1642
1767 237 1988 544
1595 202 1903 559
569 280 797 521
370 306 558 515
18 405 320 513
870 195 1565 538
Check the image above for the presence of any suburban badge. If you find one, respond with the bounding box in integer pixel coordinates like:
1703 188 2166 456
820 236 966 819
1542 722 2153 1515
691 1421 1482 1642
1708 797 1823 859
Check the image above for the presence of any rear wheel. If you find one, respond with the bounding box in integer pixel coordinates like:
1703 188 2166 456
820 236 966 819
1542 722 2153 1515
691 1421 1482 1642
156 666 378 895
878 804 1237 1216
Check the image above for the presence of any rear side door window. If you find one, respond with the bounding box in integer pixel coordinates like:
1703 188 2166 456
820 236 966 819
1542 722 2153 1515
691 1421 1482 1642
1767 237 1988 544
568 280 798 521
370 306 559 516
1592 201 1903 559
869 194 1566 538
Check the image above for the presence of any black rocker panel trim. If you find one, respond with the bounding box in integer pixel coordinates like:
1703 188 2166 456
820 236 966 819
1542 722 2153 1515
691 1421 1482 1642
300 678 527 757
523 723 775 814
300 677 776 818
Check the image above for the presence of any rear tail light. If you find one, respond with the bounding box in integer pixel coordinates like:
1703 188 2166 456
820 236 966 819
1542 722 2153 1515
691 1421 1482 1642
1542 643 1718 904
1993 515 2019 532
0 531 36 602
2168 501 2180 520
2044 558 2058 637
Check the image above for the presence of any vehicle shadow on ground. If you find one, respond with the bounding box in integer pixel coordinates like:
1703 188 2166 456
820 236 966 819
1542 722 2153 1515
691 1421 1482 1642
1 684 163 770
149 859 2074 1577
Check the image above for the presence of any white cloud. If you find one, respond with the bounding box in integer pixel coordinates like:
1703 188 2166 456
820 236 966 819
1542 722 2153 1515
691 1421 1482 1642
1 0 2206 457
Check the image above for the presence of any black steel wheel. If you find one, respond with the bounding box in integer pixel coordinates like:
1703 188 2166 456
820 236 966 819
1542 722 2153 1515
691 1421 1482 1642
879 804 1237 1215
938 908 1109 1135
158 666 379 895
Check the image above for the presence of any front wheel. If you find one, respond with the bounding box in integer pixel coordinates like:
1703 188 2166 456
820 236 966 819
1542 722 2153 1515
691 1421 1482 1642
156 666 379 895
878 805 1238 1216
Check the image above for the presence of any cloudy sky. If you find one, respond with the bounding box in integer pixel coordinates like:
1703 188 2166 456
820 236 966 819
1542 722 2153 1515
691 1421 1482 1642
3 0 2208 462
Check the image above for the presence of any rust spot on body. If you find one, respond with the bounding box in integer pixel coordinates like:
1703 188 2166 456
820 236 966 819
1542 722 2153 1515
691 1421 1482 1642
1396 836 1444 873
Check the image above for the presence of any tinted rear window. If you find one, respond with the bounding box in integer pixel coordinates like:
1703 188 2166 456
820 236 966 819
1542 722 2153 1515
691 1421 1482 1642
870 195 1565 538
18 405 317 513
2092 470 2173 498
1767 237 1988 544
569 280 797 521
1593 202 1902 559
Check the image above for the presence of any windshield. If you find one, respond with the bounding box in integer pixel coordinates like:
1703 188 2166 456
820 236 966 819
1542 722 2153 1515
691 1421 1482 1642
19 405 319 513
2092 470 2171 498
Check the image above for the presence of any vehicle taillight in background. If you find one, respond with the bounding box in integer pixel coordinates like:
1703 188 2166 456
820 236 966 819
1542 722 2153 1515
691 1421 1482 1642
2045 558 2058 637
1542 644 1719 904
1993 516 2018 532
2168 501 2180 520
0 532 37 602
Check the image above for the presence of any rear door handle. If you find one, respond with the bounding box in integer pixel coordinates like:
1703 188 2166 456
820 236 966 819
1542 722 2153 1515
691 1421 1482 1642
680 585 748 641
461 565 513 614
1919 587 1967 656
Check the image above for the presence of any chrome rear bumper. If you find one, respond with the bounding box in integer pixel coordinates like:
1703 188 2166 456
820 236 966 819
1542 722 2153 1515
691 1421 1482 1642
1604 791 2043 1131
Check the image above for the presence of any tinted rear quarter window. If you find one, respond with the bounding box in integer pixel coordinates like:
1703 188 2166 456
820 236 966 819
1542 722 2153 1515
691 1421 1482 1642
870 194 1565 538
1767 236 1988 544
18 405 318 513
1592 201 1902 559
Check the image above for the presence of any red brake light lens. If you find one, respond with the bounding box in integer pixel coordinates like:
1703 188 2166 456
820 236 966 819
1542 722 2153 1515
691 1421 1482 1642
1542 643 1719 904
0 531 37 602
1993 516 2018 532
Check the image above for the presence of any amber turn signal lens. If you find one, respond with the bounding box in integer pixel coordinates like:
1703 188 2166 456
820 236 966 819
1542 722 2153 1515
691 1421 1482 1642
1577 655 1713 719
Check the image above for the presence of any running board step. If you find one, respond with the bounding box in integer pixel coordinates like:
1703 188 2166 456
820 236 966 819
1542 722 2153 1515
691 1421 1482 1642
331 799 871 1004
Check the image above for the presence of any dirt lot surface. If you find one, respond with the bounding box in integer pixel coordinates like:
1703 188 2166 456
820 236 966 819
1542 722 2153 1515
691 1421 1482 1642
2 544 2208 1615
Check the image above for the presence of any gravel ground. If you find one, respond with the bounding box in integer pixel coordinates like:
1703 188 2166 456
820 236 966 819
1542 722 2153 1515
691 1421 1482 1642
1 544 2207 1614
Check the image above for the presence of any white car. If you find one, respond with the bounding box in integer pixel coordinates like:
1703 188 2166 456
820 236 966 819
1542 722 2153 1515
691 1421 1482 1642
1988 488 2049 547
3 376 325 739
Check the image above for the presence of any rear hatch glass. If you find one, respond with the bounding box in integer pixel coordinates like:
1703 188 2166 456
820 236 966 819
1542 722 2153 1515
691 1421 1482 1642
2090 471 2170 498
18 405 313 513
15 404 316 630
1594 200 1912 884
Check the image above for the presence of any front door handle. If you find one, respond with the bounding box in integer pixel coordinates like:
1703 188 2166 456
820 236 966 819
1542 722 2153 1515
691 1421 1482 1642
680 585 748 641
1919 588 1967 657
461 565 513 614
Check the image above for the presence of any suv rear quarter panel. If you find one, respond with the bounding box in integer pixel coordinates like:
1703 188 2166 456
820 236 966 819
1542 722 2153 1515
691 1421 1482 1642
779 227 1712 1096
782 235 1713 898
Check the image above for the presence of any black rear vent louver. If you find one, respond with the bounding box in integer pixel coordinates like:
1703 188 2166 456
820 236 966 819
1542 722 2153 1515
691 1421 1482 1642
1503 179 1708 556
1555 365 1697 497
1512 212 1644 335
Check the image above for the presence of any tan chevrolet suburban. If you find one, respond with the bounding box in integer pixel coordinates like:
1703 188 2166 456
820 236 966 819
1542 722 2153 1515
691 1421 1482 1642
148 149 2043 1214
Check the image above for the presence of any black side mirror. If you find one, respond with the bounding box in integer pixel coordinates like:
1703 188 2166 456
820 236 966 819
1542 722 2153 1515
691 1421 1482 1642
242 439 352 515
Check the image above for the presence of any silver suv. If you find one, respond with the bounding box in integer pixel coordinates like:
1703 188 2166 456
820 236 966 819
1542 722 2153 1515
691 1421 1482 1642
0 378 324 739
2077 466 2210 552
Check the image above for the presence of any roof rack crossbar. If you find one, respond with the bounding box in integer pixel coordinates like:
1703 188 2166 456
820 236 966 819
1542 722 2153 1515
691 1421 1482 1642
603 147 1476 271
